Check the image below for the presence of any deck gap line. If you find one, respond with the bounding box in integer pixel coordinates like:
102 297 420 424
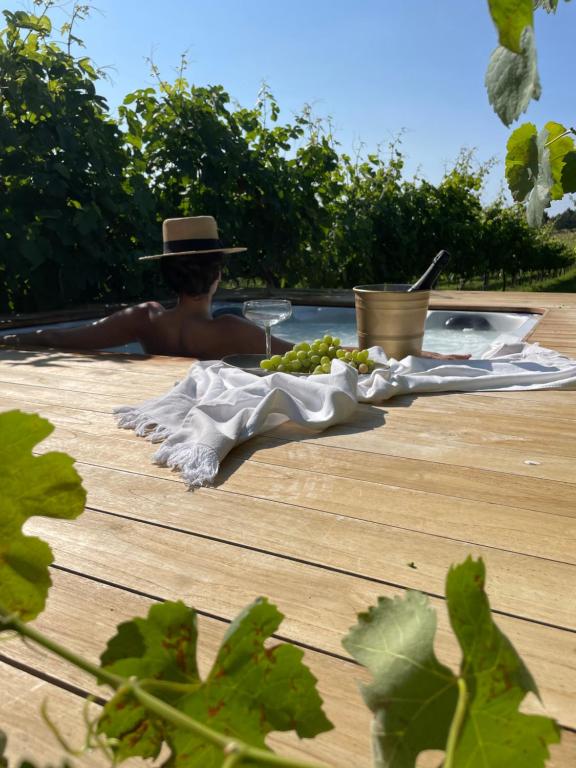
50 544 576 639
258 430 576 473
43 450 576 526
85 505 452 597
244 450 576 493
223 457 576 522
0 377 142 398
0 653 106 705
22 401 113 415
23 408 576 480
48 565 355 665
51 451 576 555
86 496 576 573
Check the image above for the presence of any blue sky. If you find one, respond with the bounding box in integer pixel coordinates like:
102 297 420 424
8 0 576 209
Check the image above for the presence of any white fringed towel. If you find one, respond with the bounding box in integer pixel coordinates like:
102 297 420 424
115 341 576 488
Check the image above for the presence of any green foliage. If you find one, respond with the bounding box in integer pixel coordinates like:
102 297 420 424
485 27 541 127
0 5 156 313
534 0 571 12
488 0 533 53
1 1 574 311
485 0 575 221
506 122 576 225
119 76 338 291
446 559 560 767
98 598 332 764
0 410 85 622
342 591 458 767
344 557 559 768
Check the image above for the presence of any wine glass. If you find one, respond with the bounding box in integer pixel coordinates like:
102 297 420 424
242 299 292 358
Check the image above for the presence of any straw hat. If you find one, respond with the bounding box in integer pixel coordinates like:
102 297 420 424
139 216 247 261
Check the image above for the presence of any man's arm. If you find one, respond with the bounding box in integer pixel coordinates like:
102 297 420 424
0 302 161 350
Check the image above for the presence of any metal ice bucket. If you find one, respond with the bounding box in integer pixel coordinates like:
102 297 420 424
353 284 430 359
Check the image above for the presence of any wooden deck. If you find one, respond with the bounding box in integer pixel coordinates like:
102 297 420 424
1 290 575 767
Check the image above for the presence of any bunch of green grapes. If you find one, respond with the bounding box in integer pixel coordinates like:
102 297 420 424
259 335 376 375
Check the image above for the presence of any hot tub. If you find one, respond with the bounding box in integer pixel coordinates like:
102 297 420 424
0 306 541 358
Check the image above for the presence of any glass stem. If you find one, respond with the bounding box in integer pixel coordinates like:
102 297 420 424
265 323 272 358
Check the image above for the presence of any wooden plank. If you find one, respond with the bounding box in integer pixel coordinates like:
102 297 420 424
23 510 576 728
25 424 576 627
3 393 575 489
23 407 576 528
230 437 576 519
18 411 576 568
275 418 576 484
76 459 576 569
10 395 575 516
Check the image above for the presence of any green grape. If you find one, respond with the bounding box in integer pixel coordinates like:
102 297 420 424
299 341 311 351
336 349 346 359
290 360 303 372
260 359 274 370
328 346 338 358
320 356 330 366
344 352 353 362
332 336 341 347
310 354 321 366
296 350 308 362
358 363 369 374
313 365 323 374
322 362 332 373
323 335 333 345
270 354 283 366
318 343 329 354
286 350 298 361
277 364 287 372
313 338 323 347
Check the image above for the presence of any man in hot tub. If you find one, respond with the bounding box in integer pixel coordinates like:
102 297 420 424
1 216 468 360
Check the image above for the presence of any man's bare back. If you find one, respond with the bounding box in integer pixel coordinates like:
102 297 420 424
0 300 294 358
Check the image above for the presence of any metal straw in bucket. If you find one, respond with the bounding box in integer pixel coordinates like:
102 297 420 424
353 284 430 359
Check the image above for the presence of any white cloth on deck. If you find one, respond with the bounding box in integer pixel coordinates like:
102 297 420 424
114 341 576 488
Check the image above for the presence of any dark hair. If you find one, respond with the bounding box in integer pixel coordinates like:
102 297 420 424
160 252 224 297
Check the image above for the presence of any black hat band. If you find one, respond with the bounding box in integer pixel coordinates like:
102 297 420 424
164 237 223 254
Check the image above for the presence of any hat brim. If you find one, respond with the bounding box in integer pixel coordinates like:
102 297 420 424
139 246 247 261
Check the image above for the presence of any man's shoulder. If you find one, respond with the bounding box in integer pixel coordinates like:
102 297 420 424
130 301 165 321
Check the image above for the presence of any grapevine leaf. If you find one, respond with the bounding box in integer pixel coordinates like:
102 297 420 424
544 121 576 199
488 0 533 53
485 26 541 126
0 411 86 623
446 557 560 767
98 598 332 765
505 122 538 201
561 150 576 193
342 591 458 768
534 0 571 11
527 127 554 226
10 11 52 35
506 122 574 222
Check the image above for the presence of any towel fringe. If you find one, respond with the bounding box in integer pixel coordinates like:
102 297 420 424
114 410 172 442
153 442 220 489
